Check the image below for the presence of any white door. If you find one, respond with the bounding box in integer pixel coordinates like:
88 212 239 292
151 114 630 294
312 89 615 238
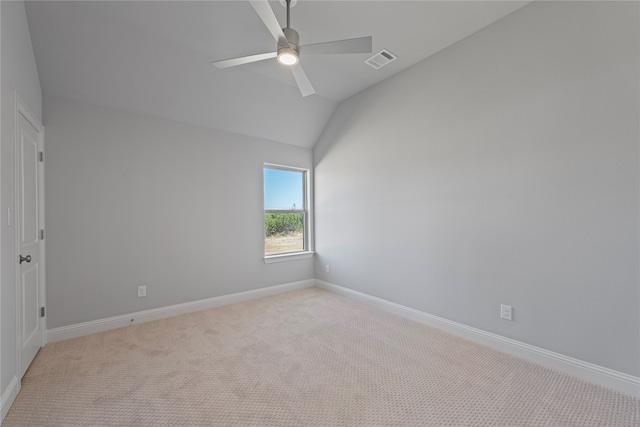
16 101 45 378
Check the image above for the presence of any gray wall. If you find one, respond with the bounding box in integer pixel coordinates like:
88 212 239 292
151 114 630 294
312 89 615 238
314 1 639 376
44 96 313 329
1 0 42 400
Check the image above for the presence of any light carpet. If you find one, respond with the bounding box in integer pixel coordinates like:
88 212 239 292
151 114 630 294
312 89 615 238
4 287 639 426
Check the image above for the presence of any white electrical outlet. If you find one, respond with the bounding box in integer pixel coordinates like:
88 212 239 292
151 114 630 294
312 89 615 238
137 285 147 297
325 264 330 273
500 304 512 320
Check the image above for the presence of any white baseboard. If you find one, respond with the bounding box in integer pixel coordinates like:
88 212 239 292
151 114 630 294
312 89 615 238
1 375 20 423
47 279 315 343
316 280 640 398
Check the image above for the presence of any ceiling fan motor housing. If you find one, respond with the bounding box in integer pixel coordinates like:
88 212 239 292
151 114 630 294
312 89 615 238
281 27 299 52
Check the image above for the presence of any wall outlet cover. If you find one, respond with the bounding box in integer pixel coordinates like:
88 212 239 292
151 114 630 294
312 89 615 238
500 304 513 321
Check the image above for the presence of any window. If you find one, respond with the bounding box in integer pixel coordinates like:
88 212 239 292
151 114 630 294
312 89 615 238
264 165 312 259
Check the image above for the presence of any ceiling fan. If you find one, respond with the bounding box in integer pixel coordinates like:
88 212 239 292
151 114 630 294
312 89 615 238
211 0 373 97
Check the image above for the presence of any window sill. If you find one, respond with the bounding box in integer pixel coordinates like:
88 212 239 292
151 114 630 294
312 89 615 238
264 251 315 264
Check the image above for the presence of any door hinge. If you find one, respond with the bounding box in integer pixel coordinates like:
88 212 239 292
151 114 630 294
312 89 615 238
40 306 45 318
40 229 44 240
39 151 44 162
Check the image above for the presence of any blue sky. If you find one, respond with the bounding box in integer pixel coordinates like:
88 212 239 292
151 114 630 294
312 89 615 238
264 168 304 210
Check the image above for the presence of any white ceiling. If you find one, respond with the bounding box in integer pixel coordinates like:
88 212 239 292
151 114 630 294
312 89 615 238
25 1 530 148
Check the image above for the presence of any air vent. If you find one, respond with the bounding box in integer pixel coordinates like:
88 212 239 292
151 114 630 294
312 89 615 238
365 49 397 70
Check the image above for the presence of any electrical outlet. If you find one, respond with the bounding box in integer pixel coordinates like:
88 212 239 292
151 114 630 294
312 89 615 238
137 285 147 297
500 304 512 320
325 264 330 273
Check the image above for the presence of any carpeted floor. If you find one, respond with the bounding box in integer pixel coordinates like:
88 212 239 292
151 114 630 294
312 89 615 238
4 287 639 426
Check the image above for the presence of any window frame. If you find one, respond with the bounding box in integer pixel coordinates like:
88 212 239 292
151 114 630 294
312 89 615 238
263 163 314 263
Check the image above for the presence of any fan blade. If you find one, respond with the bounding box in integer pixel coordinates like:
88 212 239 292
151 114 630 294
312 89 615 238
290 64 315 97
212 51 277 69
249 0 288 47
301 36 372 55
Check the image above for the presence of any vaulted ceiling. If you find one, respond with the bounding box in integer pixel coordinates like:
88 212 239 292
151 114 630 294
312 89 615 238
25 1 530 148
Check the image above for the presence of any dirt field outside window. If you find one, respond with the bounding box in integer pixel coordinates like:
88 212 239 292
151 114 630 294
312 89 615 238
265 231 303 255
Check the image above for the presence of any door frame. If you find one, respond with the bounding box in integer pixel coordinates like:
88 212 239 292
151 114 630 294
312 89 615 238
13 92 46 380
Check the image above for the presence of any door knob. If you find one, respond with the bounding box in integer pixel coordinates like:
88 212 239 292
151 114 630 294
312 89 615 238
19 254 31 264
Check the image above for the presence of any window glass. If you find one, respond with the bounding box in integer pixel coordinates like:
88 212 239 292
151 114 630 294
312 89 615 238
264 166 307 256
264 168 304 210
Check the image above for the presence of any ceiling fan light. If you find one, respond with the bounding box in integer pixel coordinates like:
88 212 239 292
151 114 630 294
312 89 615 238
277 47 299 65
